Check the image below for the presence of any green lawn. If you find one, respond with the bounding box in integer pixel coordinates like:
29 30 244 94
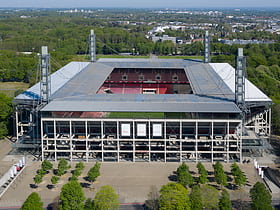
0 82 29 97
108 112 164 119
158 55 203 60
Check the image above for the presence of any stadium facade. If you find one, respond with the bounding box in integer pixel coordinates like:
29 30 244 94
13 35 272 163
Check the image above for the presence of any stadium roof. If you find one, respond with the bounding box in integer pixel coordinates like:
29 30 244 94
41 94 240 113
210 63 272 103
15 58 271 113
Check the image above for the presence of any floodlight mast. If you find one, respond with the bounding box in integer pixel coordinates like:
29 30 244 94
204 31 210 63
90 29 96 62
235 48 246 110
40 46 51 103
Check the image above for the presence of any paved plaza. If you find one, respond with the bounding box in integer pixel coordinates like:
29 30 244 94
0 139 279 209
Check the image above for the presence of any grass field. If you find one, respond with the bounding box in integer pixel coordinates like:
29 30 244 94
74 54 202 61
108 112 165 119
158 55 203 60
74 54 149 61
0 82 29 97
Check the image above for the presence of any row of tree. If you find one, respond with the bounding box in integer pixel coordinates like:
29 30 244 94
155 180 272 210
176 162 247 189
22 161 121 210
145 162 272 210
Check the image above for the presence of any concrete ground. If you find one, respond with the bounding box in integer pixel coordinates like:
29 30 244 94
0 138 279 209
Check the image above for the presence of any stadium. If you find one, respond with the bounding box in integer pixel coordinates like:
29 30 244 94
13 31 272 162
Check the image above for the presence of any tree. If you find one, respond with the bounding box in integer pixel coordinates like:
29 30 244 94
56 158 69 176
0 93 13 138
75 162 85 171
87 162 101 183
190 185 203 210
250 182 273 210
145 185 159 210
177 170 194 187
230 162 246 188
196 162 208 184
84 198 94 210
93 185 119 210
73 169 82 177
37 169 47 177
33 174 42 186
59 181 85 210
213 161 227 188
21 192 43 210
176 162 189 175
219 189 232 210
200 184 220 209
176 162 193 187
41 160 53 172
51 176 59 185
159 182 190 210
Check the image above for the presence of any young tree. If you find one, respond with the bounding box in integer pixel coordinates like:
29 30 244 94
200 184 220 209
37 169 47 177
93 185 119 210
87 162 101 183
213 161 227 188
33 174 42 187
51 176 59 187
159 183 191 210
219 189 232 210
41 160 53 172
57 158 69 176
59 181 85 210
230 162 246 188
0 93 13 138
21 192 43 210
177 170 194 187
250 182 273 210
190 185 203 210
145 185 159 210
176 162 189 175
75 162 85 171
196 162 208 184
176 162 193 187
84 198 94 210
73 169 82 177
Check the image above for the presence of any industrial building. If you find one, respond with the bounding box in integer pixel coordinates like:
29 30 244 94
13 31 272 162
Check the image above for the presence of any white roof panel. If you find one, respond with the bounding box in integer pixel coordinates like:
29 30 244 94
15 61 90 100
210 63 272 102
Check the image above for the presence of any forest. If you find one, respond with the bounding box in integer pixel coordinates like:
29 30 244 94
0 9 280 136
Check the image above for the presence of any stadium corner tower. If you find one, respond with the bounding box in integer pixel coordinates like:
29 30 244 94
13 35 272 163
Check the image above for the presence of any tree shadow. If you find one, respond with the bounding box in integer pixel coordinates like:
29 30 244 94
132 203 145 210
168 174 177 182
83 176 90 182
47 184 55 190
227 175 233 182
208 171 214 175
232 199 251 210
80 182 91 188
226 183 238 190
29 184 38 189
207 176 215 182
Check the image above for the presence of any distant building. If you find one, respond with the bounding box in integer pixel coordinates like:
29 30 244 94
219 39 274 45
152 35 184 44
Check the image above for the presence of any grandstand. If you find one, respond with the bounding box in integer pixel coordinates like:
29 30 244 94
13 55 272 162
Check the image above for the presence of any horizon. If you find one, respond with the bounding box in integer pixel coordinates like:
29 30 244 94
0 0 279 9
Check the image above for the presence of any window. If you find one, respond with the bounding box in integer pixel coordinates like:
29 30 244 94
139 74 144 81
172 74 178 81
155 74 161 80
122 74 128 81
143 89 157 94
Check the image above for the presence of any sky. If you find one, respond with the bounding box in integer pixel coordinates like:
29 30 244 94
0 0 279 8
